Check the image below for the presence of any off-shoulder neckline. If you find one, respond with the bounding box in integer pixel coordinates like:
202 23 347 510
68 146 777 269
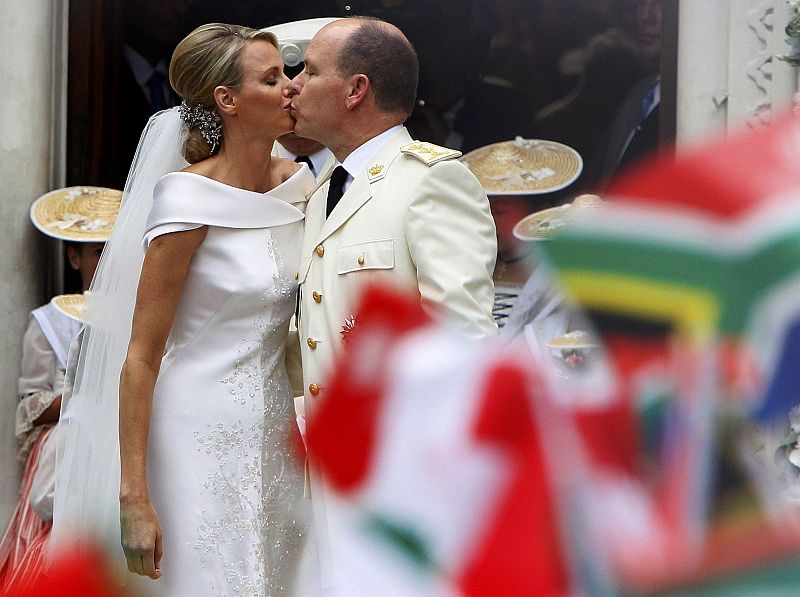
163 163 311 200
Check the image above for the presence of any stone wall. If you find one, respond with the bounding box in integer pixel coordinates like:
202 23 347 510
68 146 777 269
0 1 68 530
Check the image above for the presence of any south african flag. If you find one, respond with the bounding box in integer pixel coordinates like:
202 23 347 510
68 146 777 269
540 112 800 423
538 112 800 592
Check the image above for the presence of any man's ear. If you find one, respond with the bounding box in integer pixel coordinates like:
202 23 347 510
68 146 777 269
214 85 236 116
345 74 370 111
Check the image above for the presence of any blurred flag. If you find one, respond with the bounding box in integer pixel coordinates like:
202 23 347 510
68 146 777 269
304 113 800 596
537 111 800 592
542 112 800 423
2 541 124 596
306 286 594 597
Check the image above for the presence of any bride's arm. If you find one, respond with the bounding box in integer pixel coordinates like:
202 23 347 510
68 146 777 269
118 226 207 579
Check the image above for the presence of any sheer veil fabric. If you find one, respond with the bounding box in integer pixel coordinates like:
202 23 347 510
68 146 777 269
50 108 189 567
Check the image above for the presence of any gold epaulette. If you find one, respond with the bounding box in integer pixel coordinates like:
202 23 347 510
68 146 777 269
400 141 462 166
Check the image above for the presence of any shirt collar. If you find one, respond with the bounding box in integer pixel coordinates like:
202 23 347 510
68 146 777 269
340 125 404 181
307 147 333 178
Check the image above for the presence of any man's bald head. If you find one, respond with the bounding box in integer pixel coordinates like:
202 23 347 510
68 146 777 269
330 17 419 118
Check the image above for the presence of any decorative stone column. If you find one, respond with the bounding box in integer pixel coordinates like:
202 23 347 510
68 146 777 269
677 0 798 146
0 1 68 529
676 0 730 145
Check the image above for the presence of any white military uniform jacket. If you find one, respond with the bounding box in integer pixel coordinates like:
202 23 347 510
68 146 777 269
297 126 496 403
296 125 496 593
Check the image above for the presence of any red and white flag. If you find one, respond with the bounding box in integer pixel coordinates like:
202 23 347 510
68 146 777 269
306 286 587 597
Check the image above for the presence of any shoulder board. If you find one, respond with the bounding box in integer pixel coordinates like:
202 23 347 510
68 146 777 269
400 141 462 166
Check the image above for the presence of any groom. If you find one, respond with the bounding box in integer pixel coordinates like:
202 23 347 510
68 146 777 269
286 16 497 593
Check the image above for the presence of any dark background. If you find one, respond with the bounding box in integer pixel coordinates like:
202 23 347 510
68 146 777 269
66 0 676 195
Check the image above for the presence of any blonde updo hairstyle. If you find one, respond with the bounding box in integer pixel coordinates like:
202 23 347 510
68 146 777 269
169 23 278 163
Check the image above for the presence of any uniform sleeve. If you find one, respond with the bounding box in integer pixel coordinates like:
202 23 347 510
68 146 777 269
16 318 62 461
405 159 498 338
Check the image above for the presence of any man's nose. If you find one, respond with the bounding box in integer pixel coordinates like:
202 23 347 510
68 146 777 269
288 75 303 95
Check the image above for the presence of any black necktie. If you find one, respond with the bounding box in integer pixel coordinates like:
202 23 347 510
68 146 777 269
294 154 314 176
326 165 348 218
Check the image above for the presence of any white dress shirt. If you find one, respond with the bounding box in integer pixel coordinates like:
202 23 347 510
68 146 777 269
339 124 404 192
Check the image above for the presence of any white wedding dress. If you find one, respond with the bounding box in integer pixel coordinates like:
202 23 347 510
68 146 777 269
129 166 312 596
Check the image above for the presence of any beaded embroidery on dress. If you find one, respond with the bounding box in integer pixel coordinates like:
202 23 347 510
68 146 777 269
131 166 311 596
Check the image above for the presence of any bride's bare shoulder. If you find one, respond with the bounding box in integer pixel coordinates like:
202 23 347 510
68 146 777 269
181 159 214 176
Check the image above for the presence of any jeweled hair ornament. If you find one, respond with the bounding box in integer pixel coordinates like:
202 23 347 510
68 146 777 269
178 100 223 153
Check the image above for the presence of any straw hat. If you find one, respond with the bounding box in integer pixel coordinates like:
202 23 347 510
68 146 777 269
460 137 583 196
513 193 602 241
50 293 88 323
30 186 122 242
545 330 597 351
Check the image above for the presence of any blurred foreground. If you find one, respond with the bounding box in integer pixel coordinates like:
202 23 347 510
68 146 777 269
306 112 800 596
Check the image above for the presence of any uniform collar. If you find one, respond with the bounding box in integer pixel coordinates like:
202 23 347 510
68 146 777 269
340 125 405 185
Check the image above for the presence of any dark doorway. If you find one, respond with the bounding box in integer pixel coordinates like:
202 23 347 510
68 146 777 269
66 0 677 192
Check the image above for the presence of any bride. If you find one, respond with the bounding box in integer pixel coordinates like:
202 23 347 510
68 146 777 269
52 23 311 596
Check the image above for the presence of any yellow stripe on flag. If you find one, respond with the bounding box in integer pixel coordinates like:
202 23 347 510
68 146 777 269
561 271 720 342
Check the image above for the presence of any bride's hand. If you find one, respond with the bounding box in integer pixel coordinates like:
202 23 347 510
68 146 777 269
120 496 163 579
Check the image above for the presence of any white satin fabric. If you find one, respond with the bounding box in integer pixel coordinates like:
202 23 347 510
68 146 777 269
131 167 312 596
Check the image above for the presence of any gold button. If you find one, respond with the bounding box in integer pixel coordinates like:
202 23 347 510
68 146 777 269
309 383 320 396
307 338 318 349
315 244 325 257
357 254 365 266
312 291 322 303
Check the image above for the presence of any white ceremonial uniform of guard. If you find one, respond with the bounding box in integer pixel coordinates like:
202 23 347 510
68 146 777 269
296 126 497 594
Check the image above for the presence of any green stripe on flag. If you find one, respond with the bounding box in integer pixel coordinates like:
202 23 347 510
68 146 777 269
364 512 436 571
651 556 800 596
540 229 800 333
